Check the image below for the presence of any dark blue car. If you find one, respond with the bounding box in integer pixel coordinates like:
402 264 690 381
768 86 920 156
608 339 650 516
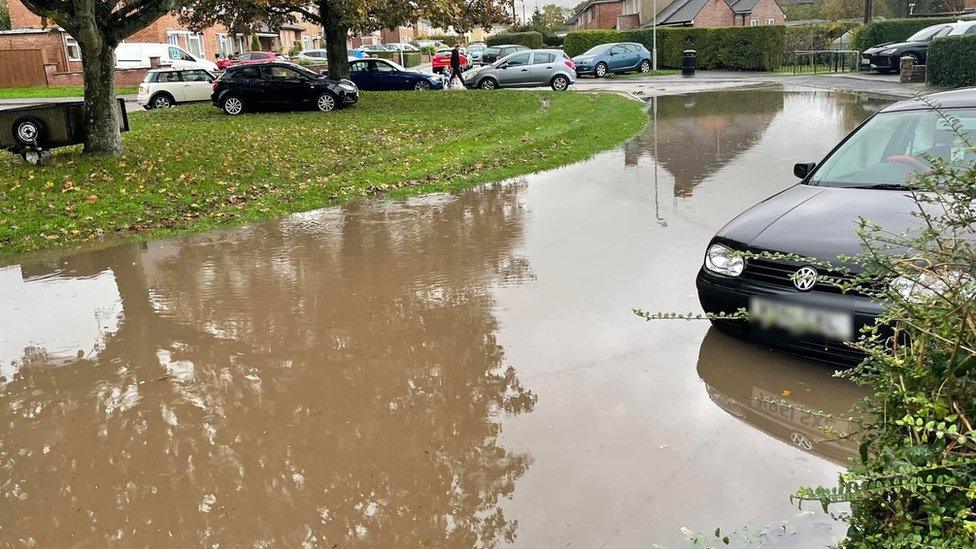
347 58 445 91
572 42 653 78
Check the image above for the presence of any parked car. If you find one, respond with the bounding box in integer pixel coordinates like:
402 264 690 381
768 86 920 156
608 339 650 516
297 49 367 63
116 42 218 72
383 42 420 52
463 49 576 90
355 44 391 55
431 48 471 73
237 51 287 64
137 68 215 109
860 23 953 73
468 42 488 65
347 58 444 90
696 88 976 364
947 20 976 36
479 44 529 65
572 42 653 77
211 62 359 115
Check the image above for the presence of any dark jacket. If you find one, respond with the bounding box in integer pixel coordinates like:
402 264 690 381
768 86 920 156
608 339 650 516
450 49 461 69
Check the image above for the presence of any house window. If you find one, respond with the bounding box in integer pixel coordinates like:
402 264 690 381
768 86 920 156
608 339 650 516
217 33 232 57
766 18 775 24
64 36 81 61
167 33 180 46
302 35 312 50
187 33 205 57
750 19 759 26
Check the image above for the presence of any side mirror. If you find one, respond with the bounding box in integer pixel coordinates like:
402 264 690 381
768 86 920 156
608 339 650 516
320 70 329 76
794 162 816 179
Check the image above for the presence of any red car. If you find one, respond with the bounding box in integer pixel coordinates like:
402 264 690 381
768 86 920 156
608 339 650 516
217 51 286 70
432 48 470 74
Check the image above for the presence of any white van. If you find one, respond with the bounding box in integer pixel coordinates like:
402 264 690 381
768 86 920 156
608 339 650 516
115 43 218 72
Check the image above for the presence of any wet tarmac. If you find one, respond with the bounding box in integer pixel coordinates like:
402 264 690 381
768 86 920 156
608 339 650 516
0 88 889 546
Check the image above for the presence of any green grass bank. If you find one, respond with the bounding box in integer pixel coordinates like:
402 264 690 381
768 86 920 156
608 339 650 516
0 90 646 258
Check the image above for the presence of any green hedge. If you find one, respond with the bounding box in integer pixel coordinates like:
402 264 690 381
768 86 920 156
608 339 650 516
784 22 859 54
927 35 976 88
853 17 960 50
564 25 786 71
486 31 544 49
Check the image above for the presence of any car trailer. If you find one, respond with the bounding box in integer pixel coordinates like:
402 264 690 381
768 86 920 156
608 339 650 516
0 99 129 165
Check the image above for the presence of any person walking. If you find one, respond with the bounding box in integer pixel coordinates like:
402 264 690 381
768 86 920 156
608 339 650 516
449 45 465 89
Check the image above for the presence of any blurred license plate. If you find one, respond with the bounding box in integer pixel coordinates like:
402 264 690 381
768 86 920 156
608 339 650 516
861 58 870 65
749 297 852 341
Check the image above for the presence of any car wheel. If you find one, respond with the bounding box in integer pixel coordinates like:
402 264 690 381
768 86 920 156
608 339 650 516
316 92 338 112
13 117 44 146
478 77 498 90
639 59 652 73
221 95 244 115
551 74 570 91
414 79 432 91
149 93 174 109
595 62 608 78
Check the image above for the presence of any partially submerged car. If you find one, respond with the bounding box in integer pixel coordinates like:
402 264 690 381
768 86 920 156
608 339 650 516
696 88 976 364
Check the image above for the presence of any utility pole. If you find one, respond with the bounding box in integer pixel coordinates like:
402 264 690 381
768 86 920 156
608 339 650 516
863 0 873 23
653 0 657 71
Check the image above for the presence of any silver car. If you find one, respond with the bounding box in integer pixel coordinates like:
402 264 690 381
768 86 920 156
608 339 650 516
463 49 577 91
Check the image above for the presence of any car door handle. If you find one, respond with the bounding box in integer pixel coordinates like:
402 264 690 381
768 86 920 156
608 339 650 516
545 66 553 69
520 68 528 72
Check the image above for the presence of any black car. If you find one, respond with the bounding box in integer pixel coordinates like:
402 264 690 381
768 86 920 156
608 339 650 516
479 44 529 65
211 62 359 115
696 88 976 364
860 23 952 73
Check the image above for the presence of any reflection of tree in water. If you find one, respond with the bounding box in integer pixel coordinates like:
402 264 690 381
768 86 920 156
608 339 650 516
0 182 537 546
626 90 785 197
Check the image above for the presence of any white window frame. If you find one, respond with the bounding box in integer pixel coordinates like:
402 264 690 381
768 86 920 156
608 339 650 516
187 32 205 58
216 33 231 57
750 19 759 26
64 35 81 61
766 18 775 24
302 35 312 50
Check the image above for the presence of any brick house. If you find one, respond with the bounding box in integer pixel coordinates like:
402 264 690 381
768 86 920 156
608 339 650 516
567 0 625 30
2 0 323 71
654 0 786 27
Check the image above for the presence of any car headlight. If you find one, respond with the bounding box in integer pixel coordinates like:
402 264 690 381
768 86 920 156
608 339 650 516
704 243 745 277
880 48 898 55
338 82 357 92
890 270 976 302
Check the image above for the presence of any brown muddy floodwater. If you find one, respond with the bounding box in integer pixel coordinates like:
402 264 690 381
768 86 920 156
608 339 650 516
0 88 889 547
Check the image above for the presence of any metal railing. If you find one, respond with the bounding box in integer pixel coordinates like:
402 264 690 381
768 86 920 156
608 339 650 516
783 50 862 75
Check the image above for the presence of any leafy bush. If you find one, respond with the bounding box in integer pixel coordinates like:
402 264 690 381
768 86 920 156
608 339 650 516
486 31 544 49
369 51 423 68
927 35 976 88
565 26 786 71
788 106 976 546
853 16 960 50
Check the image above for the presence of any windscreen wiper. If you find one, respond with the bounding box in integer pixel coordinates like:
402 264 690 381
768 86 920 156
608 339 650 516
847 183 916 190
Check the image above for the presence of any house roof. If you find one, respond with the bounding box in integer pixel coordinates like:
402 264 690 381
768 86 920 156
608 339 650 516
728 0 759 14
777 0 815 5
655 0 710 25
565 0 625 25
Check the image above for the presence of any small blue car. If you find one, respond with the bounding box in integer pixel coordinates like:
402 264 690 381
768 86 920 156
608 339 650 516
347 57 445 91
572 42 653 78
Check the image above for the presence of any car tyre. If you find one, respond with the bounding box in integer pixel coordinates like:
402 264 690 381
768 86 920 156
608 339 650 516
478 77 498 90
221 95 245 115
638 59 652 73
550 74 570 91
316 91 338 112
149 93 174 109
13 117 45 146
414 79 432 91
595 62 608 78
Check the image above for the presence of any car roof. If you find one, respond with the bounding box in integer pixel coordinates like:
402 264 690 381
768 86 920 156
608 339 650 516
882 88 976 112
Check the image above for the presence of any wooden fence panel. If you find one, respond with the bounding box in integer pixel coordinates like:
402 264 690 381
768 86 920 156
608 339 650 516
0 50 48 88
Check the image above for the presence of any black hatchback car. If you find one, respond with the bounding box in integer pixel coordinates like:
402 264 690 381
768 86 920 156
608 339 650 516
211 62 359 115
697 89 976 364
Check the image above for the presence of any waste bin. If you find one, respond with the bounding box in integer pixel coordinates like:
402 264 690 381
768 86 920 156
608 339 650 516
682 50 696 76
0 98 129 165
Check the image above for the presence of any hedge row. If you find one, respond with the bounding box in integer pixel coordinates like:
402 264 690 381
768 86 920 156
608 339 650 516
563 26 786 71
486 31 544 49
783 22 859 54
927 35 976 88
853 17 960 50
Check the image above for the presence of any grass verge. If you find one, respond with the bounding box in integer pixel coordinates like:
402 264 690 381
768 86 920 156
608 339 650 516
0 86 138 99
0 90 646 258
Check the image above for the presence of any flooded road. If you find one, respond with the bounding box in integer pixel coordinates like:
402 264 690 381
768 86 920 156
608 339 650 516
0 89 887 546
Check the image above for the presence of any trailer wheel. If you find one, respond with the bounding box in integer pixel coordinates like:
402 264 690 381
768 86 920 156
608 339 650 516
13 117 45 146
21 149 50 166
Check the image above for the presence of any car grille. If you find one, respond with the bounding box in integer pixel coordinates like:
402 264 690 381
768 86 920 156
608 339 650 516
742 256 883 296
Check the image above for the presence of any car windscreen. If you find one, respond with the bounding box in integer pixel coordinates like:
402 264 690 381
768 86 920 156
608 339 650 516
809 108 976 189
582 44 612 56
906 24 950 42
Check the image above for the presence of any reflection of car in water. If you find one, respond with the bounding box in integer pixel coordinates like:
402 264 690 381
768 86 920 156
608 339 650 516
696 89 976 364
696 329 865 464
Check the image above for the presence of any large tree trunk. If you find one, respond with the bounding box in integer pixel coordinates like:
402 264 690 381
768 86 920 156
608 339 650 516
320 0 350 79
81 43 122 156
